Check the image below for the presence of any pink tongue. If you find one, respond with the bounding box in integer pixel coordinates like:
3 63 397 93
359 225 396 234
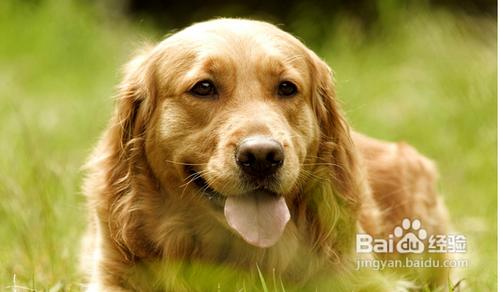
224 190 290 248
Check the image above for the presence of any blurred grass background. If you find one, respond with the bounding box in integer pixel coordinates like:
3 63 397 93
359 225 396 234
0 0 496 290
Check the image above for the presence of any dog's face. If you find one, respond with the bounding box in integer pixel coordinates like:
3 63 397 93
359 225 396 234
121 19 344 248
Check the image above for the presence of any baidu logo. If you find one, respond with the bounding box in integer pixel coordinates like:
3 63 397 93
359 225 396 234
393 218 427 253
356 218 466 254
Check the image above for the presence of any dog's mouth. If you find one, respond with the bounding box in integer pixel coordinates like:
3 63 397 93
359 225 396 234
186 166 224 204
185 166 291 248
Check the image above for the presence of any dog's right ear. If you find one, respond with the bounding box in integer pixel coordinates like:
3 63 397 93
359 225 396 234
89 48 160 260
112 48 157 151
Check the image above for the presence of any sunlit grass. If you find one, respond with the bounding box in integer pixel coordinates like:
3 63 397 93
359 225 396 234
0 0 496 290
321 8 496 291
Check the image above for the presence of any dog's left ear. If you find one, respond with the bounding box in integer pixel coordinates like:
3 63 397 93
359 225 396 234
298 54 365 258
308 53 362 206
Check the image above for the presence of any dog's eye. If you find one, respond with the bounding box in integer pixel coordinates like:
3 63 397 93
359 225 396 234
190 80 217 97
277 81 298 97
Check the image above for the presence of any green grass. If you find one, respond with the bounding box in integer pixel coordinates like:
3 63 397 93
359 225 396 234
0 0 496 290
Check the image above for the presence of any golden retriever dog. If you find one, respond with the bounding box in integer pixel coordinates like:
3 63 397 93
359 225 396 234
82 18 450 291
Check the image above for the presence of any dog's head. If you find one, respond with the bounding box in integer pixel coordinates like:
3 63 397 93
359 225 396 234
103 19 361 253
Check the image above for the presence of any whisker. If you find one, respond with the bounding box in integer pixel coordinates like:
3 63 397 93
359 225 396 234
181 169 207 184
164 159 208 166
179 169 210 196
301 162 344 167
299 169 328 183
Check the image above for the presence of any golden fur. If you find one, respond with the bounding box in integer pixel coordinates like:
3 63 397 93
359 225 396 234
82 19 449 291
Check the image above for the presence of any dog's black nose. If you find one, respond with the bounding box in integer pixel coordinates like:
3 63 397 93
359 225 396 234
236 137 284 177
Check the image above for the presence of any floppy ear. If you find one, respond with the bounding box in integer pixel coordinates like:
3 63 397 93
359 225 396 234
89 49 160 260
114 51 157 148
302 54 365 260
310 55 363 205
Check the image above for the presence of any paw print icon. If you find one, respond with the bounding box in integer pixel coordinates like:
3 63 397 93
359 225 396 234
393 218 427 254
